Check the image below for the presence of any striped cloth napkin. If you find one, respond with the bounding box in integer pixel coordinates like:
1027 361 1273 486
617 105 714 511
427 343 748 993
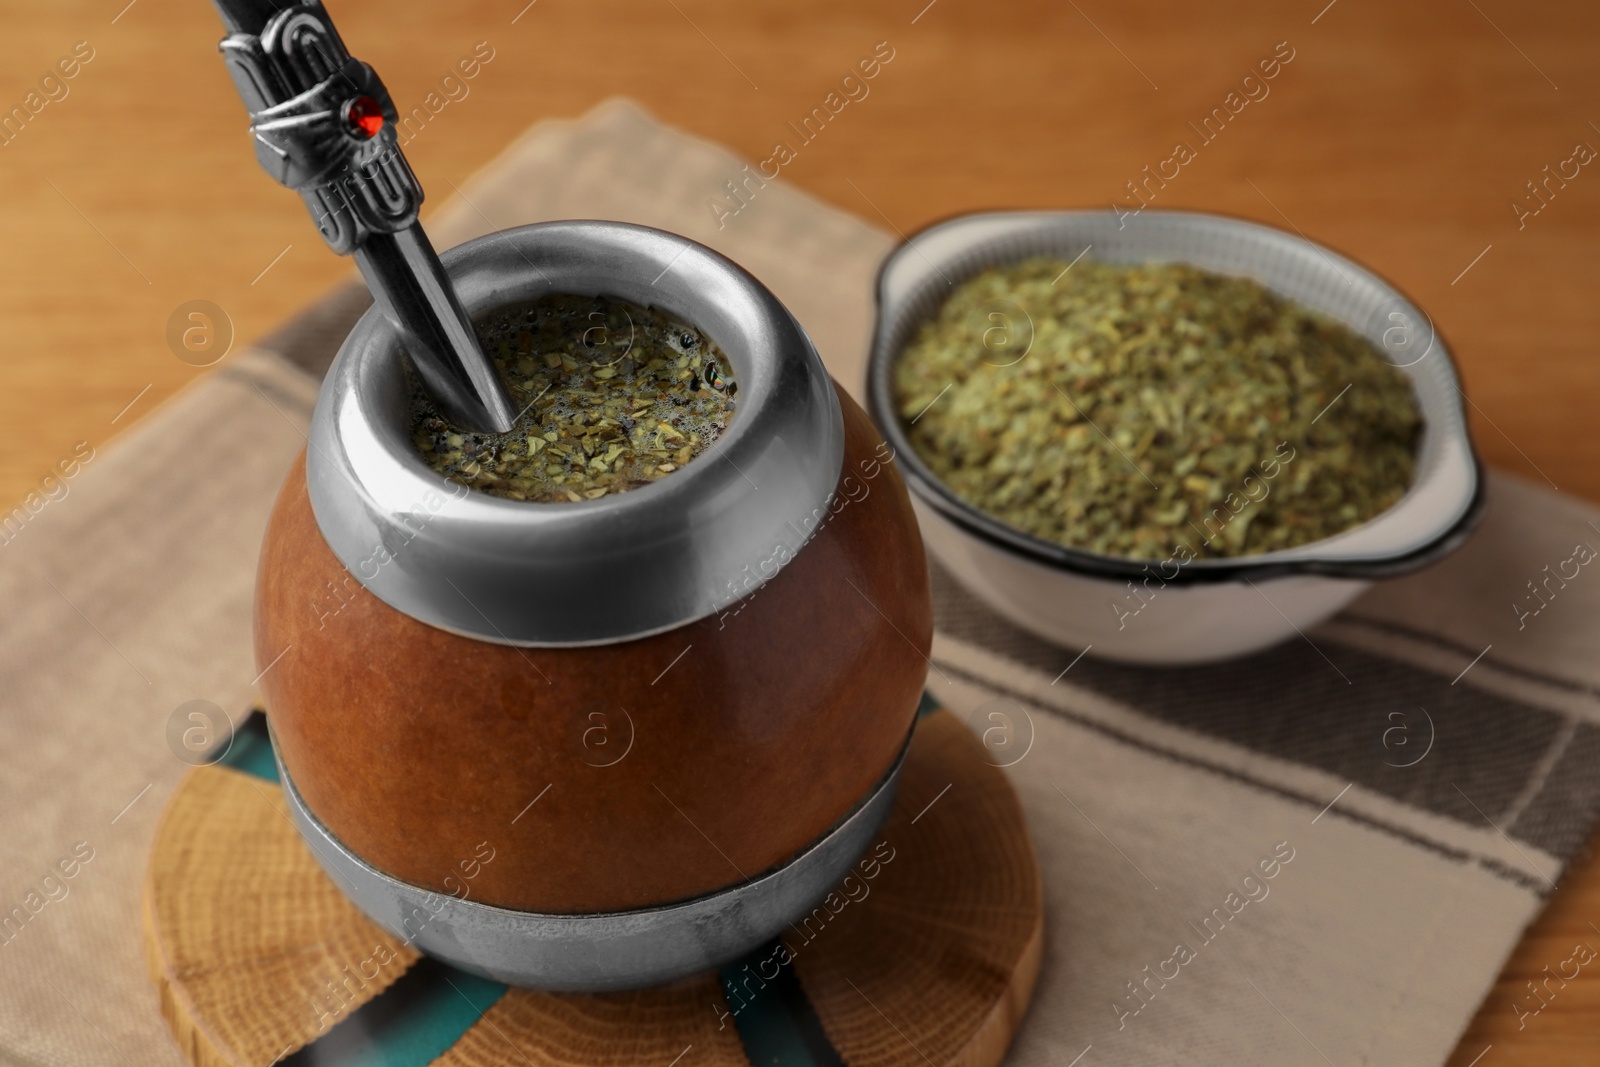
2 98 1597 1067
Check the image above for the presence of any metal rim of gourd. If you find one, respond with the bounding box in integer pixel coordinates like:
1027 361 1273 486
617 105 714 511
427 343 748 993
306 221 845 646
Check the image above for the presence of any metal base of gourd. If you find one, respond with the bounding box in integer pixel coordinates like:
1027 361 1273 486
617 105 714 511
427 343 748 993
274 734 907 993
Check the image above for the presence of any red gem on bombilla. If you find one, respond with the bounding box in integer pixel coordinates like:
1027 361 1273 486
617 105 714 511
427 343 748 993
346 95 384 139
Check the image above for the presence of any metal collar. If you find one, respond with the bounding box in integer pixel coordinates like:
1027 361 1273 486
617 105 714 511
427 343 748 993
306 221 844 645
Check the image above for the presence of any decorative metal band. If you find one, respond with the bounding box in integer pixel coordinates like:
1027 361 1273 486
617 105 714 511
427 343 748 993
274 728 908 993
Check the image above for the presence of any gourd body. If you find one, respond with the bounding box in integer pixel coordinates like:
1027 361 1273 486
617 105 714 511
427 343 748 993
255 385 931 914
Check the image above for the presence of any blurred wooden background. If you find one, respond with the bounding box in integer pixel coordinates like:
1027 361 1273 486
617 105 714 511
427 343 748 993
0 0 1595 1062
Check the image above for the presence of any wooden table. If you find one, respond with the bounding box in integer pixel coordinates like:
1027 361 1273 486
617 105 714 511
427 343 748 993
3 0 1595 1061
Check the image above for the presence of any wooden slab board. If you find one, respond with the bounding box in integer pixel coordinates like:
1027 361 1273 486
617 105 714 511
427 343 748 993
143 704 1043 1067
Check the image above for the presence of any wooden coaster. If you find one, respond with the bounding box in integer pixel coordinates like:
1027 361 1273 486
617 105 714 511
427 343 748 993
143 706 1043 1067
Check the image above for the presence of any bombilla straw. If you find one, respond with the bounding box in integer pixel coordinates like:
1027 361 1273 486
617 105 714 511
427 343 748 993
207 0 517 433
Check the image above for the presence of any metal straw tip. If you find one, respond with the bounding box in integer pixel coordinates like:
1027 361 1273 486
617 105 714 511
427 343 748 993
356 227 518 435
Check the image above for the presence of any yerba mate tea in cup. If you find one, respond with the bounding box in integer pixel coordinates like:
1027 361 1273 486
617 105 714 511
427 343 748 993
255 222 931 991
411 294 739 503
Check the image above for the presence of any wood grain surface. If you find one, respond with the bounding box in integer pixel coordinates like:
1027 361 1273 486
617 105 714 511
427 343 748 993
793 706 1044 1067
15 0 1596 1062
142 707 1044 1066
142 763 422 1067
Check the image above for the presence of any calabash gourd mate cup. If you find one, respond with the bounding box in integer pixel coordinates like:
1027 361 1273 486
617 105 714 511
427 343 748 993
254 220 934 991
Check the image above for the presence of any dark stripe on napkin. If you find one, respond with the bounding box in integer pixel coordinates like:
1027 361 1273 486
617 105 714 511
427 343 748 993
929 561 1599 870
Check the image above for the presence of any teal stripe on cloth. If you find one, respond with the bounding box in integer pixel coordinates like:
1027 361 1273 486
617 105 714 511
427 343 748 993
362 968 506 1066
216 710 279 781
280 959 507 1067
719 941 845 1067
